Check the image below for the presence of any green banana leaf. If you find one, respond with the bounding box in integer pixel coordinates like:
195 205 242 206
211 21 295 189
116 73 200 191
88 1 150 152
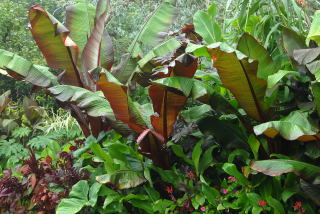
254 111 319 141
0 49 57 87
251 159 320 182
207 43 270 121
29 6 81 86
237 33 277 80
128 0 177 55
0 91 11 113
65 0 96 54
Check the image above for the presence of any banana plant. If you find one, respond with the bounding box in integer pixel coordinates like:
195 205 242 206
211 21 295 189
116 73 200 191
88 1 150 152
97 53 198 169
0 0 178 138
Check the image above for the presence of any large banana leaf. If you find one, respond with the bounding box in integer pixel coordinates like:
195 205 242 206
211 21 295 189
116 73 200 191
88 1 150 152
207 43 270 121
237 33 277 80
97 71 147 133
96 170 146 189
65 0 96 54
0 91 11 113
307 10 320 44
254 111 319 141
49 85 113 118
138 38 181 68
149 84 187 139
251 159 320 182
49 84 133 137
128 0 177 55
282 27 307 73
0 49 57 87
29 6 81 86
193 6 221 44
81 0 111 72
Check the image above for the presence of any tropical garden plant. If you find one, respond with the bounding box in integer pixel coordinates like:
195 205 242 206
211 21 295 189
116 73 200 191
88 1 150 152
1 0 320 213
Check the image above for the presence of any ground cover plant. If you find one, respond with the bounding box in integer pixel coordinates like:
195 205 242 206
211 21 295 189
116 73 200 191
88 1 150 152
0 0 320 213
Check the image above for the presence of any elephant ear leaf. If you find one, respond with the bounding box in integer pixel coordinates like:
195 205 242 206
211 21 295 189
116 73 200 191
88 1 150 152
207 43 270 121
237 33 278 80
254 111 319 141
0 91 11 113
0 49 57 87
28 6 81 86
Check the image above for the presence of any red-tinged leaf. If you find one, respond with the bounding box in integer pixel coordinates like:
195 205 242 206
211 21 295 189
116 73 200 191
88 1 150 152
149 84 188 139
28 6 81 86
81 1 110 71
0 49 58 87
97 71 147 133
0 91 11 113
171 54 198 78
137 129 169 169
207 43 270 121
100 30 114 70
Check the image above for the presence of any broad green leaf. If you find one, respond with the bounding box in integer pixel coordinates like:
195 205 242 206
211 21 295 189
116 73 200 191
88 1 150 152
194 11 221 44
307 10 320 44
281 27 307 70
202 183 219 205
199 145 218 174
254 111 319 141
69 180 89 201
192 140 203 175
88 182 102 207
65 1 95 54
96 170 146 189
0 49 57 87
185 43 211 58
138 38 181 68
56 198 86 214
208 43 270 121
129 1 177 53
28 6 81 86
251 159 320 182
152 77 194 96
181 104 211 123
90 143 115 172
49 85 113 118
168 142 193 165
307 60 320 81
237 33 277 79
267 70 299 89
222 163 249 186
247 135 260 160
0 91 10 113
